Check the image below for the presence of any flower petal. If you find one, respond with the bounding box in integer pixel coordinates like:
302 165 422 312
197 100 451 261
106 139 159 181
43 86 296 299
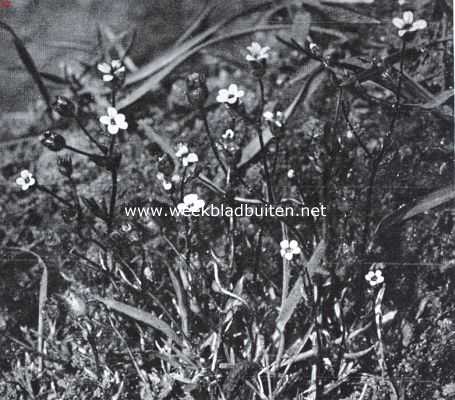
413 19 427 30
392 17 405 29
284 252 293 261
99 115 111 125
117 120 128 130
103 74 114 82
398 29 406 37
280 240 289 249
97 63 110 73
403 11 413 25
107 107 117 117
108 124 119 135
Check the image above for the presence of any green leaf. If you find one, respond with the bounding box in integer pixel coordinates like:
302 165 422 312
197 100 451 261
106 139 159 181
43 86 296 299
306 239 328 278
302 0 380 24
0 21 51 110
95 297 182 345
404 89 454 110
237 127 274 169
276 275 304 332
376 185 455 234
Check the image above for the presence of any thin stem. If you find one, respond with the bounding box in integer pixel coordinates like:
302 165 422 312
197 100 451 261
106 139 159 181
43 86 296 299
201 111 228 175
37 185 72 208
75 116 106 154
257 78 274 203
64 144 99 159
108 89 119 232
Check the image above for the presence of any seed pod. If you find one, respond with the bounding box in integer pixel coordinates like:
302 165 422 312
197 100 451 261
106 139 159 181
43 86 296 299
52 96 76 118
41 130 66 152
185 72 208 109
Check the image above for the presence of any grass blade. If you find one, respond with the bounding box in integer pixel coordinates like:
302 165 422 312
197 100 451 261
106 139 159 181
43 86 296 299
0 21 51 111
95 296 183 345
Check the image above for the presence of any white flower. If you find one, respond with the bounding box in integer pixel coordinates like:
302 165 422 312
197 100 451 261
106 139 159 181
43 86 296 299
177 193 205 214
263 110 284 127
157 172 172 191
392 11 427 37
162 180 172 191
287 169 295 179
97 59 126 82
171 174 181 183
365 270 385 287
175 143 189 158
216 84 245 105
280 239 301 261
16 170 36 191
182 152 198 167
222 129 235 140
246 42 270 62
99 107 128 135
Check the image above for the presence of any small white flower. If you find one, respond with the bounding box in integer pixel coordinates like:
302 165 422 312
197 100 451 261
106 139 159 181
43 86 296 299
162 180 172 191
216 84 245 105
263 110 284 127
99 107 128 135
280 239 301 261
182 152 198 167
171 174 181 183
121 222 132 233
175 143 189 158
309 42 321 56
177 193 205 214
157 172 172 191
222 129 235 140
246 42 270 62
97 59 126 82
392 11 427 37
365 270 385 287
287 169 295 179
16 170 36 191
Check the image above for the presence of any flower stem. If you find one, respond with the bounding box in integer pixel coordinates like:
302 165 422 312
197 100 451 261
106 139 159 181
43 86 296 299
200 110 228 175
108 88 118 232
75 116 106 154
64 144 98 159
37 185 73 208
257 78 274 203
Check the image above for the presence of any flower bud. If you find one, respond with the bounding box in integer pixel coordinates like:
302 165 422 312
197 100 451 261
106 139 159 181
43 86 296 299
52 96 76 118
185 72 208 109
41 130 66 152
57 156 73 177
61 207 79 224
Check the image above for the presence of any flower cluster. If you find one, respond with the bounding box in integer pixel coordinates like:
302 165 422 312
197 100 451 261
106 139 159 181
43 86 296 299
216 84 244 105
365 269 384 287
177 193 205 214
99 107 128 135
392 11 427 38
175 143 198 167
280 239 301 261
97 59 126 83
16 170 36 191
263 110 284 128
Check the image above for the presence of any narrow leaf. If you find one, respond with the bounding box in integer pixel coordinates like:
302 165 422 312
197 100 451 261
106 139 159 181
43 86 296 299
95 297 182 345
404 89 454 110
306 240 328 279
302 0 380 24
0 21 51 110
276 275 304 332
